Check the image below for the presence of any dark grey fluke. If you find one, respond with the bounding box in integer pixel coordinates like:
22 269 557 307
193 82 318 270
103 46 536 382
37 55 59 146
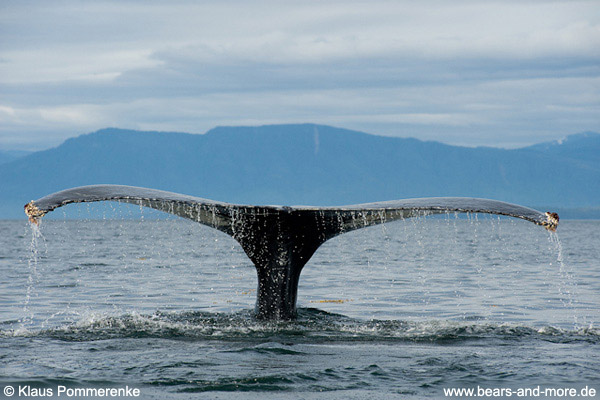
25 185 559 320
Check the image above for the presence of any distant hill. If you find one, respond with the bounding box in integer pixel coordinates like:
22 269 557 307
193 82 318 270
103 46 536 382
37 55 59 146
524 131 600 169
0 150 32 165
0 124 598 218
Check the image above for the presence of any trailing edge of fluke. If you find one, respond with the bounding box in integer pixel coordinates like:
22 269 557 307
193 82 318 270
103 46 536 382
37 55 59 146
25 185 559 320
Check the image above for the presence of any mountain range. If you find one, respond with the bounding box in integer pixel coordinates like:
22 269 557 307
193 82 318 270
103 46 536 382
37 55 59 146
1 124 598 219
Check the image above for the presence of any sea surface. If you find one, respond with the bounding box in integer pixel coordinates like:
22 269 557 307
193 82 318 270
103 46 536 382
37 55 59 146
1 209 599 399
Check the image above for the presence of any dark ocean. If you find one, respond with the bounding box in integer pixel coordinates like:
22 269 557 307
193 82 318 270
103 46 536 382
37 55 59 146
1 210 598 399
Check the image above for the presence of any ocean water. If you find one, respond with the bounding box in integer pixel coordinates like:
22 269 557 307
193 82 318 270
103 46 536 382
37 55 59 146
0 210 599 399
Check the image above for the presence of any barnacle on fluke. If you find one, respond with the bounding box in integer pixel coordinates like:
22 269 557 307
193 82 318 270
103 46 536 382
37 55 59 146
543 212 560 232
24 201 45 225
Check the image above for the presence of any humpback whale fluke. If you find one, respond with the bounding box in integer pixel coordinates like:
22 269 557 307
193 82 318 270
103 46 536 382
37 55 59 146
25 185 559 320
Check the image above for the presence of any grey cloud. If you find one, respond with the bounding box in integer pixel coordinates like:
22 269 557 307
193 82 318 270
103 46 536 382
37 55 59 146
0 0 598 150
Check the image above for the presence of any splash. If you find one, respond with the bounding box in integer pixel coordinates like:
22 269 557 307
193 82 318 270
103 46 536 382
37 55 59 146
3 309 598 344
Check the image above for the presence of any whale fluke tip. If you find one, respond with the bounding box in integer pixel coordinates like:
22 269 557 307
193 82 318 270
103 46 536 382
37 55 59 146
24 201 44 225
543 212 559 232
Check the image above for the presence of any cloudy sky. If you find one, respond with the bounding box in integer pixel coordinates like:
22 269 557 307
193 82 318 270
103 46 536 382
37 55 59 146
1 0 598 150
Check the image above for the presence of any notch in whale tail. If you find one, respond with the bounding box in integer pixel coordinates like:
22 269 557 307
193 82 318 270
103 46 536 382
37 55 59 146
25 185 559 320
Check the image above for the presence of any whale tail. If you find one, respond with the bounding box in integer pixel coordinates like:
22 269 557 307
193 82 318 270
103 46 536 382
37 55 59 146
25 185 559 319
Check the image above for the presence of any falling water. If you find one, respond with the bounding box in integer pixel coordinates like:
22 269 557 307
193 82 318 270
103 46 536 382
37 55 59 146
20 220 45 330
548 230 580 328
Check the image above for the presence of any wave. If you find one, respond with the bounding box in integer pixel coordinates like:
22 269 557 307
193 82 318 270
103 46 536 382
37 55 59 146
2 309 598 344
